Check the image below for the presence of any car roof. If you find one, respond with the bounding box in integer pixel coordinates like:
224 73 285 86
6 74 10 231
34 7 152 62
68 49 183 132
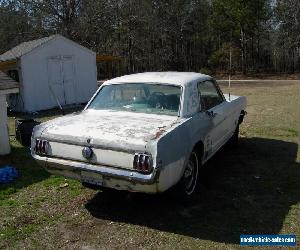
103 72 212 86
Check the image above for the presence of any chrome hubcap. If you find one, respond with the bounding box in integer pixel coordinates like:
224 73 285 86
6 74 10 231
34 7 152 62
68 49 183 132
183 152 198 195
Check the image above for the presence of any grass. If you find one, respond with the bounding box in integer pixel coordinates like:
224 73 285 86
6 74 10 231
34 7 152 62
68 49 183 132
0 82 300 249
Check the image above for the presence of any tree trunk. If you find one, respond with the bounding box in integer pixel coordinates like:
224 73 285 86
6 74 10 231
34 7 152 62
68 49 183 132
240 28 247 75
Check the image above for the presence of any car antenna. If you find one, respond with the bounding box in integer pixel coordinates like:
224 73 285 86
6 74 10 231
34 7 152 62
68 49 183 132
229 42 232 101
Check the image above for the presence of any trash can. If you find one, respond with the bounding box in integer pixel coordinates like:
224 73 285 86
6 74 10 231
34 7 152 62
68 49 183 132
15 119 40 147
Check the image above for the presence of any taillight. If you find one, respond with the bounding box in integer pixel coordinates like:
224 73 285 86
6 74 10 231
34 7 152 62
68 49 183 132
35 139 50 155
133 153 153 173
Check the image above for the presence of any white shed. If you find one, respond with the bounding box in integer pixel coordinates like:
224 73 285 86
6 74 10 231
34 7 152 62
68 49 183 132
0 71 19 155
0 35 97 112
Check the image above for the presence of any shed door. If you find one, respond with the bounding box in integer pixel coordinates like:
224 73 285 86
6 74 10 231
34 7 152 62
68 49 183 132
47 57 65 105
47 56 76 106
62 56 76 104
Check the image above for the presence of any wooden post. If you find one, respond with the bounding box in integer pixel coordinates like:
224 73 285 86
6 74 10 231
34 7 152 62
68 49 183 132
0 94 10 155
0 71 19 155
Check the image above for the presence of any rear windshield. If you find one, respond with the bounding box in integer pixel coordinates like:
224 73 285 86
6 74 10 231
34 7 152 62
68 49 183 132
88 83 181 116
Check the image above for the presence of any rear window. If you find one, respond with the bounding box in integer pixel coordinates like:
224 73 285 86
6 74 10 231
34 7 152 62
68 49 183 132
88 83 182 116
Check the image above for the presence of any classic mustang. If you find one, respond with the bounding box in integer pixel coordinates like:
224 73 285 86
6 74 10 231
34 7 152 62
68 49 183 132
31 72 246 197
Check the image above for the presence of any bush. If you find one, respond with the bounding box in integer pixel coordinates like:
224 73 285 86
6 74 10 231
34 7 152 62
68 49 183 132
199 68 213 75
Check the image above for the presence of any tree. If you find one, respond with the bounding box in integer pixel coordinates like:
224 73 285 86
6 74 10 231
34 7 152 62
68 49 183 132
209 0 271 74
274 0 300 72
0 1 34 53
0 0 299 75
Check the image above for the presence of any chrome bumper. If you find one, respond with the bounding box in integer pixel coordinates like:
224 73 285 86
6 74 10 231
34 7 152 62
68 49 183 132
32 153 160 184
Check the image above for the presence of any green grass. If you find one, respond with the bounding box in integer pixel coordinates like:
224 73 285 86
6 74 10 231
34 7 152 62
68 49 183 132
0 82 300 249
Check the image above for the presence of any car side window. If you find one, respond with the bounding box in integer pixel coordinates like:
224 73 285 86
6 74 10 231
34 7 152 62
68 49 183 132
198 80 224 110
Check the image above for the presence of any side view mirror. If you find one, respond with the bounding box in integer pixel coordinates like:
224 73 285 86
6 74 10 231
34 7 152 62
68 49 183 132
206 110 216 118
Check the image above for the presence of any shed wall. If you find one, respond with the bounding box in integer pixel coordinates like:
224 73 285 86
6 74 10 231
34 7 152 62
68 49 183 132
21 37 97 112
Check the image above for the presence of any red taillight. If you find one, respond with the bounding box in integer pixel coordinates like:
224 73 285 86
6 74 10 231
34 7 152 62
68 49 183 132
35 139 49 155
133 153 153 173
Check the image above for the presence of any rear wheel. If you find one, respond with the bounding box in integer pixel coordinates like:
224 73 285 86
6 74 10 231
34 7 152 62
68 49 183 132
176 150 201 198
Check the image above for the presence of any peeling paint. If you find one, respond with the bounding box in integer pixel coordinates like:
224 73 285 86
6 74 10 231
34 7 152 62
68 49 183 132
32 72 247 194
40 109 178 150
153 129 167 140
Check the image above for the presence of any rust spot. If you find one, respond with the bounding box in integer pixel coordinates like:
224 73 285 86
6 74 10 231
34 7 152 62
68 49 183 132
153 129 166 139
158 126 166 130
150 123 175 140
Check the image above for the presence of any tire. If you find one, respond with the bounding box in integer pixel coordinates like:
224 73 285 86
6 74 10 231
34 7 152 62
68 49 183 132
82 182 102 190
229 124 239 147
175 150 201 199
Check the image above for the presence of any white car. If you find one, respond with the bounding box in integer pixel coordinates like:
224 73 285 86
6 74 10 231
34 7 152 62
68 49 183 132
31 72 246 197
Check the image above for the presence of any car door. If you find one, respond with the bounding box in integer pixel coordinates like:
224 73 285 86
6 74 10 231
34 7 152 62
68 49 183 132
198 80 228 154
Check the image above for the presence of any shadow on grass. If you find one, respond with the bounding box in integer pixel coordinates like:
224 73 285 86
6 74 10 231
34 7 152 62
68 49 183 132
85 137 300 244
0 144 50 194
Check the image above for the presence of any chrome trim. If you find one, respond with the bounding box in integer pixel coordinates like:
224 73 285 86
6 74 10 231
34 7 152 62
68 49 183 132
142 155 146 166
40 137 139 154
32 153 160 184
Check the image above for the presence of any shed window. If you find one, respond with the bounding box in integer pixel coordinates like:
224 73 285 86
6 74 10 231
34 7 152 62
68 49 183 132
8 70 19 82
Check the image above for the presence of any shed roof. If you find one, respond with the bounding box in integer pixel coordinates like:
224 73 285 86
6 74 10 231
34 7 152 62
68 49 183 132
0 34 96 63
0 35 56 62
0 71 19 91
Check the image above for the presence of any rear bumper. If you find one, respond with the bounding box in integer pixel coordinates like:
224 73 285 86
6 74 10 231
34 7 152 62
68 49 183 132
32 153 160 187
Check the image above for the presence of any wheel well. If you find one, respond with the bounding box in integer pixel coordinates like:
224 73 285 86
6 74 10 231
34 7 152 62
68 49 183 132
178 140 204 183
193 140 204 159
239 110 246 124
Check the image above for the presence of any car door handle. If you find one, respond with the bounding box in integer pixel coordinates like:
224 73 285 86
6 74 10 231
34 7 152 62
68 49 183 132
206 110 217 118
